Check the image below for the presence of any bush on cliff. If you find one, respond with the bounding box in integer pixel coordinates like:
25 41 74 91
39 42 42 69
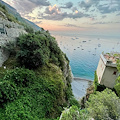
0 81 19 104
16 32 64 70
0 23 74 119
115 60 120 97
0 65 71 119
86 88 120 120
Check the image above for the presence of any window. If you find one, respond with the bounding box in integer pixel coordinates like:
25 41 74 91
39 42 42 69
113 71 117 75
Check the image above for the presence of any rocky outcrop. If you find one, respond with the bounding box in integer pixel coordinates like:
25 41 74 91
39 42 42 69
62 55 72 87
0 11 7 19
0 18 26 67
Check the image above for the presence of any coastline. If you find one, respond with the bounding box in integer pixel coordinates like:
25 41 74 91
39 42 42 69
73 77 93 82
71 77 93 100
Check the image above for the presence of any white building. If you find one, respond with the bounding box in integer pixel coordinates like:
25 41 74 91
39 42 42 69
96 53 119 88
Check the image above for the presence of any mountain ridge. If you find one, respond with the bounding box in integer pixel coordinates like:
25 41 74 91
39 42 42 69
0 0 41 31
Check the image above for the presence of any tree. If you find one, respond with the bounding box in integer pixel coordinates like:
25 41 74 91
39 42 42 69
86 88 120 120
114 80 120 97
115 60 120 97
16 33 50 69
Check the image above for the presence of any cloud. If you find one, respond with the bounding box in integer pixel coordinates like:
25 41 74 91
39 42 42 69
64 23 81 28
24 15 36 20
41 12 89 20
3 0 50 15
41 5 89 20
79 0 99 11
78 0 120 14
29 0 50 6
61 2 73 9
91 21 120 25
34 21 42 24
45 4 61 15
72 7 78 12
116 12 120 16
97 4 116 14
63 23 97 29
102 15 106 18
99 0 120 14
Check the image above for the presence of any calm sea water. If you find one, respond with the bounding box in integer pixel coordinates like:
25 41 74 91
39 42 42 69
51 32 120 80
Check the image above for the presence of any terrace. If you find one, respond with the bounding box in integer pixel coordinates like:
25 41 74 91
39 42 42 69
101 52 120 67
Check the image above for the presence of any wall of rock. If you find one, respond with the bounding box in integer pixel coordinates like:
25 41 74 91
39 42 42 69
0 18 26 67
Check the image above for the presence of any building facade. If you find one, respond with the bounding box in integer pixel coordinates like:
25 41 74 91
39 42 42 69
96 53 119 88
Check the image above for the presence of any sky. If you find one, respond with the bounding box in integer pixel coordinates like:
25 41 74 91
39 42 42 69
2 0 120 36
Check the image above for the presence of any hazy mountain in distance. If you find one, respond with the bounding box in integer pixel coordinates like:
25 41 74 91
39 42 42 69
0 0 41 31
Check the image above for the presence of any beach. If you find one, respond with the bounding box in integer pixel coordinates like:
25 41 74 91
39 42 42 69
71 77 93 100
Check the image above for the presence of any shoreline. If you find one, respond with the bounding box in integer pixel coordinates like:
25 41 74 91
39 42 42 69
71 77 93 100
73 77 93 82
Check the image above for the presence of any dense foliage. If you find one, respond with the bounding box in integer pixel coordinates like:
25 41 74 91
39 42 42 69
0 28 76 119
61 106 89 120
0 81 19 104
115 60 120 97
61 88 120 120
86 88 120 120
16 32 64 70
0 2 78 119
93 71 106 92
1 4 119 119
0 64 72 119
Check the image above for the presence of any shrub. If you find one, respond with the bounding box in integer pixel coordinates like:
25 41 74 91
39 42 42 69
61 106 89 120
24 25 34 33
93 71 106 92
3 68 36 87
0 81 19 104
114 76 120 97
86 88 120 120
16 33 50 69
16 33 66 70
69 97 80 108
93 71 98 91
4 98 35 120
115 60 120 97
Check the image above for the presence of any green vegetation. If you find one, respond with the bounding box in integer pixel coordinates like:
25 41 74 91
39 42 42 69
0 68 63 119
0 28 78 119
93 71 106 92
61 88 120 120
1 3 120 119
115 60 120 97
24 25 34 33
86 89 120 120
0 3 39 32
61 106 89 120
61 68 120 120
1 37 120 120
16 32 65 70
0 3 19 23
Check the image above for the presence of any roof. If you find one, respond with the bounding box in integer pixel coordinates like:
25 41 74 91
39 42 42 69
101 52 120 67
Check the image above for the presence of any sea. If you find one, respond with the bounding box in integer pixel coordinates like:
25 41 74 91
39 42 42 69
51 31 120 80
51 31 120 99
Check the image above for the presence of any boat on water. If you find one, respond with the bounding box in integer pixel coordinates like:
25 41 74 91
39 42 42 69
98 44 101 47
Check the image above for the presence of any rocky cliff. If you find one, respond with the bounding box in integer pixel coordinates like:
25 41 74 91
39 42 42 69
0 17 26 66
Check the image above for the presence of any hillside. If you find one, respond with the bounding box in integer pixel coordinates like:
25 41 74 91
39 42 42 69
0 2 78 120
0 0 41 31
0 1 120 120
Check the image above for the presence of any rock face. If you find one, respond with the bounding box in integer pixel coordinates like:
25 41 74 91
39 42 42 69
0 18 26 67
62 55 72 87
